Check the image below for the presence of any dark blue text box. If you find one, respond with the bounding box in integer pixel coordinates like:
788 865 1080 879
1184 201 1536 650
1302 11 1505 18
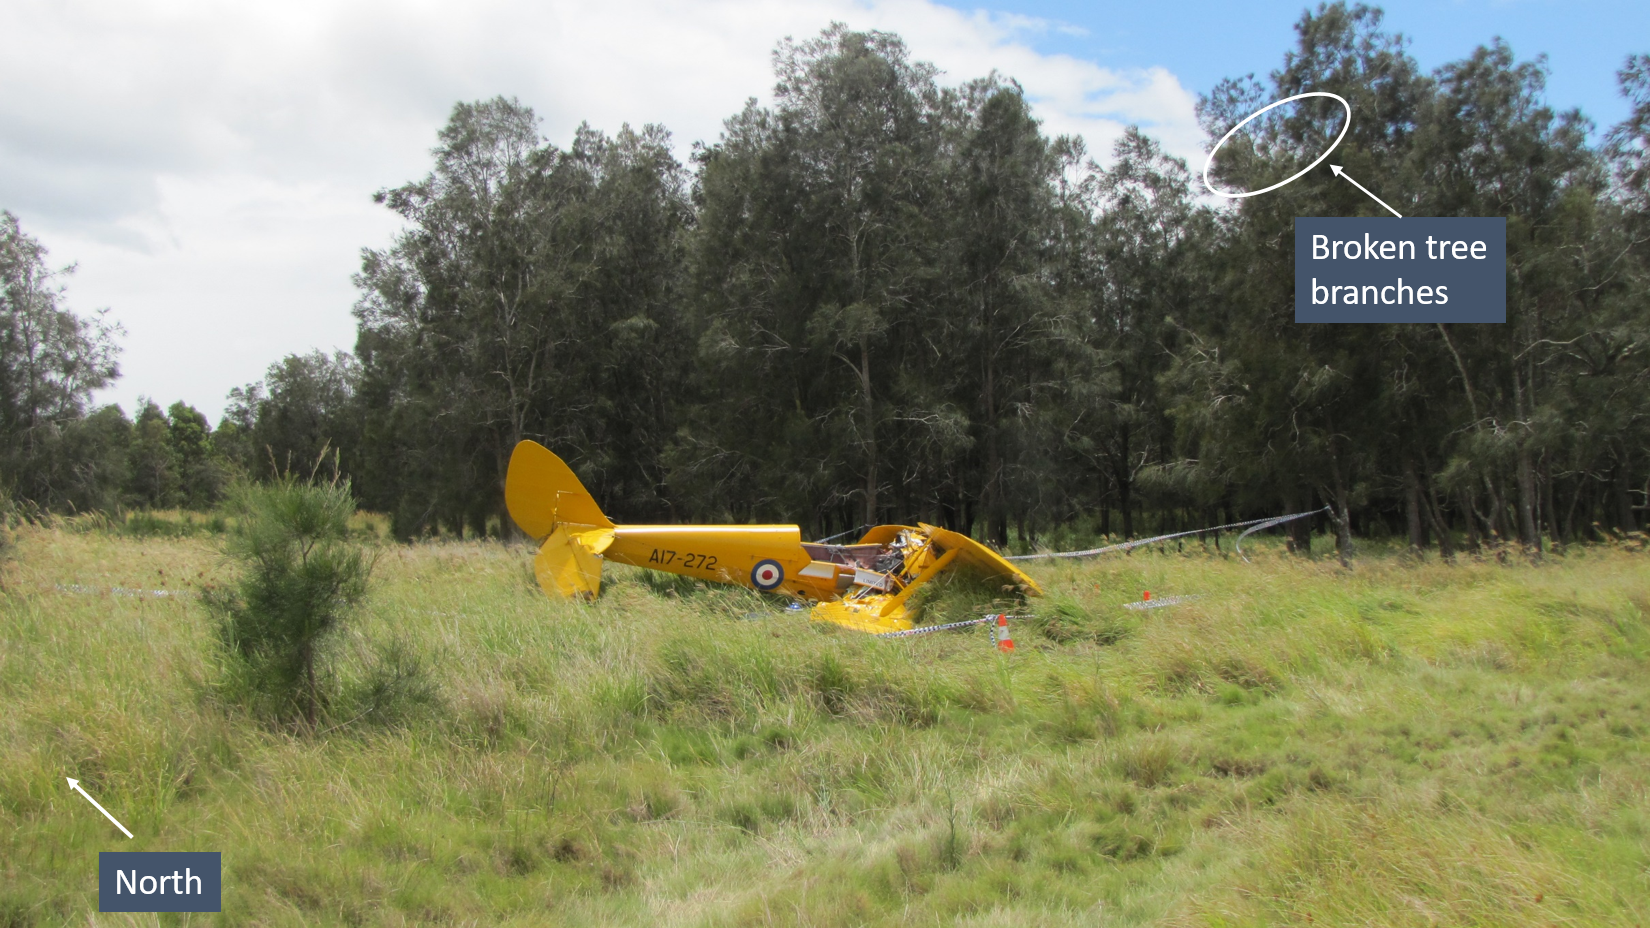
1295 217 1505 323
99 852 221 913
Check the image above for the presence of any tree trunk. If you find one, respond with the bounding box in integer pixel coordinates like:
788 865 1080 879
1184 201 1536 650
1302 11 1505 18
1562 477 1583 543
1516 447 1541 557
1328 450 1353 568
1541 458 1561 546
859 335 877 527
984 347 1007 547
1423 488 1454 561
1512 371 1541 556
1403 457 1426 554
1613 460 1638 533
1479 473 1508 543
1288 489 1313 556
1116 428 1133 539
1460 487 1483 553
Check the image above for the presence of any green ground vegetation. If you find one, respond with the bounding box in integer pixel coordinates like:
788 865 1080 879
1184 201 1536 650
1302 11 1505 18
2 525 1648 926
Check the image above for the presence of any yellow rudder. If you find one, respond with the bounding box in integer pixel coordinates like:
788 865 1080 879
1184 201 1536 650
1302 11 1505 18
505 440 615 539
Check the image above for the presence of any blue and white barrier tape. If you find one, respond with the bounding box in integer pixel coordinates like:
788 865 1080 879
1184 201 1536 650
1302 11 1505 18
876 614 1034 639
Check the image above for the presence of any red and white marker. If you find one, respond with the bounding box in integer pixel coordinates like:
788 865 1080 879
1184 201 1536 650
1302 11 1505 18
994 613 1014 652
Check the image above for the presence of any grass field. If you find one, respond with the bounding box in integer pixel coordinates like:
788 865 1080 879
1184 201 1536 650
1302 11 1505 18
3 519 1649 926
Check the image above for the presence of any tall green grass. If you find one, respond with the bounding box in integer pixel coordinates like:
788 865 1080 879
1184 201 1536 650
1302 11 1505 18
2 526 1647 925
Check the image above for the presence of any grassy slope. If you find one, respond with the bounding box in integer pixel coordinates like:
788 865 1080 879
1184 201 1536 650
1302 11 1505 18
2 525 1648 927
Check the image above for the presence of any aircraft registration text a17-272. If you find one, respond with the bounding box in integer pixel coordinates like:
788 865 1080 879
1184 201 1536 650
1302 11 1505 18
503 440 1042 634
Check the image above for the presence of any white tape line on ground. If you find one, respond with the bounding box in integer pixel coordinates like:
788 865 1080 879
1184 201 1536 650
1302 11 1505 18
55 584 197 598
876 614 1037 639
1122 595 1203 611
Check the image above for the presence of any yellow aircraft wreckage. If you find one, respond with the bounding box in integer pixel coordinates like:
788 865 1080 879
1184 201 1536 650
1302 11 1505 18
504 440 1042 634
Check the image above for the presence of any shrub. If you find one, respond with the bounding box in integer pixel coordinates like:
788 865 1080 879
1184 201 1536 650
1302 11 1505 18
339 633 439 728
204 477 373 727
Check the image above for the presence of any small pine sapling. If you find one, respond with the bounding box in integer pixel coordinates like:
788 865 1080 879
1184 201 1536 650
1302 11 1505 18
205 476 372 727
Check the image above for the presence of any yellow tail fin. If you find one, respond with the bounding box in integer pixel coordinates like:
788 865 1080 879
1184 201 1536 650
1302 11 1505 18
507 441 617 602
505 440 615 539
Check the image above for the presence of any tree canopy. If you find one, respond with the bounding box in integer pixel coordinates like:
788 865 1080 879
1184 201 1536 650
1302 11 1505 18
5 8 1648 558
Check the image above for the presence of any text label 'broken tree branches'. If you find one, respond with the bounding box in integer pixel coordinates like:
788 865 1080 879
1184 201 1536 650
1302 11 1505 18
1294 217 1506 323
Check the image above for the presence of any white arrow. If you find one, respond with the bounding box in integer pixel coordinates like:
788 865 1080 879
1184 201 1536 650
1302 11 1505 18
66 777 133 839
1330 164 1403 218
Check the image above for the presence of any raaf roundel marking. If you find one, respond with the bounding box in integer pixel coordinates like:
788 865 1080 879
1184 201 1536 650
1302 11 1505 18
751 559 784 590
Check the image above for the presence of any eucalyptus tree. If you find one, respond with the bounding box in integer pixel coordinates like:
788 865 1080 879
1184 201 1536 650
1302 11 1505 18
288 14 1647 547
1549 54 1650 537
126 401 179 509
1612 55 1650 205
167 401 227 508
1183 4 1622 559
0 211 122 508
1410 42 1600 550
223 351 361 481
354 98 545 533
682 25 949 531
672 98 822 524
1190 4 1432 562
1069 128 1211 539
354 98 690 535
774 25 946 527
681 28 1075 539
934 78 1068 544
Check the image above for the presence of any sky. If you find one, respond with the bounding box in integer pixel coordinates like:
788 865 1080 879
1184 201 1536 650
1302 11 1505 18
3 0 1643 421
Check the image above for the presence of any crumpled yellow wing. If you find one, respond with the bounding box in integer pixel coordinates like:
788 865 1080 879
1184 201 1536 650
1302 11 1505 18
811 598 914 634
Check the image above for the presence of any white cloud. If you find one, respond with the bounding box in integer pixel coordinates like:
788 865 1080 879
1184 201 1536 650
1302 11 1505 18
0 0 1201 419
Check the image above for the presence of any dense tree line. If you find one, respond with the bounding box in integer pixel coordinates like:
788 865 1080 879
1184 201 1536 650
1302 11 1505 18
0 210 231 512
5 7 1647 559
